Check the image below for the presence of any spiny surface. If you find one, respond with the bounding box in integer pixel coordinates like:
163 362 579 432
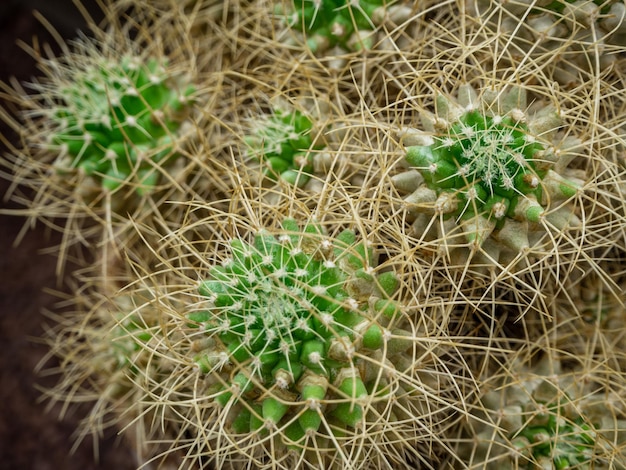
244 108 323 187
457 354 626 469
46 53 195 194
192 218 404 435
396 85 584 255
277 0 397 52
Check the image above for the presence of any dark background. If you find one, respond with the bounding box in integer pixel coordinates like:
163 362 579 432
0 1 136 468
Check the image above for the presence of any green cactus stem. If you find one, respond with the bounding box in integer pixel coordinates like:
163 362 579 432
244 107 325 187
189 218 418 458
276 0 411 53
394 84 585 258
45 51 196 196
458 354 626 469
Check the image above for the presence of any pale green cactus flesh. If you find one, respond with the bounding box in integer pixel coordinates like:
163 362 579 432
395 85 584 254
190 218 408 446
50 54 195 195
244 108 324 187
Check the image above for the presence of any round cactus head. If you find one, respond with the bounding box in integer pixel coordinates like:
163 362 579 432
45 46 196 196
244 106 324 187
277 0 393 52
186 218 453 467
458 354 626 469
394 84 584 258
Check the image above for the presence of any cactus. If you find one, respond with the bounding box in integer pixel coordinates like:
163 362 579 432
244 106 325 187
43 49 196 196
393 84 585 262
183 218 456 468
40 290 160 460
275 0 411 54
467 0 626 85
192 219 402 445
456 353 626 469
0 9 209 274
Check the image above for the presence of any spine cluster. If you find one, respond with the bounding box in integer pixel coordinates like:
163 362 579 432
190 218 409 451
48 53 196 195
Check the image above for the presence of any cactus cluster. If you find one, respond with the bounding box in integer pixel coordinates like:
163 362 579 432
393 85 585 260
276 0 409 53
459 354 626 469
46 52 196 195
188 218 423 462
5 1 626 469
467 0 626 85
244 107 325 187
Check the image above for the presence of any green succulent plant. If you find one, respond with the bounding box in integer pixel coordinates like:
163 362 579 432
47 52 196 195
276 0 410 53
192 218 404 430
393 84 585 259
40 291 159 450
184 218 458 467
244 107 325 187
457 354 626 469
467 0 626 85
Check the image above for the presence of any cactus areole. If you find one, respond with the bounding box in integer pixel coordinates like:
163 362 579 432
189 218 406 444
397 85 583 253
49 54 195 195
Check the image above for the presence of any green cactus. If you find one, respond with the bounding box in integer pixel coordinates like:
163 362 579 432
192 218 403 428
457 354 626 469
393 84 584 257
188 218 430 464
276 0 410 53
47 52 196 195
244 107 325 187
467 0 626 85
514 408 597 469
40 291 159 441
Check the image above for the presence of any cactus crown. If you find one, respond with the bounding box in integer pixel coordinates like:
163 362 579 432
244 108 323 187
48 52 195 194
190 218 404 442
414 108 545 222
280 0 388 52
398 85 583 251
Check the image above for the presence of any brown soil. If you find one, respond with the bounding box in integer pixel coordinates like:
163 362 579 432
0 2 136 469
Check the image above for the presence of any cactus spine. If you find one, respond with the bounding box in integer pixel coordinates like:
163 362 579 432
467 0 626 85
